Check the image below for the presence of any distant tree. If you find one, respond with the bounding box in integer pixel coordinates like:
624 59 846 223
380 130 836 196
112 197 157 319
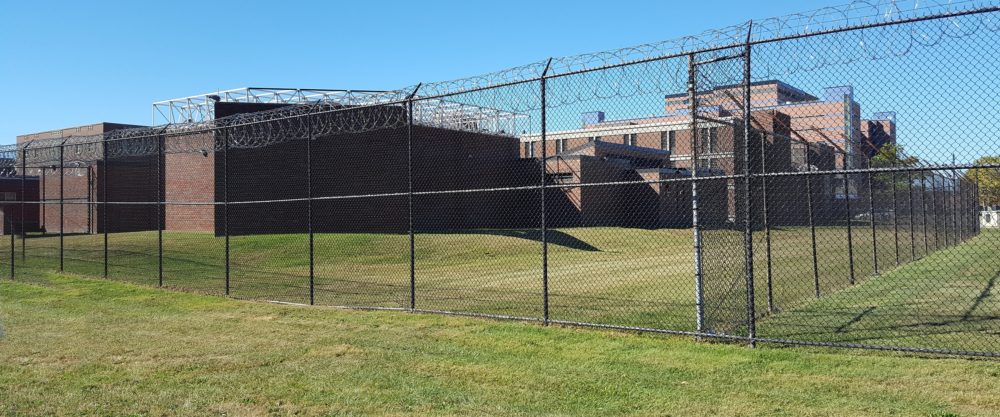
966 156 1000 208
869 144 921 192
871 143 920 168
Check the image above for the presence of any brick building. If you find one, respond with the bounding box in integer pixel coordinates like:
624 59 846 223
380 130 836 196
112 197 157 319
520 80 893 225
16 122 154 234
0 176 40 234
15 80 894 234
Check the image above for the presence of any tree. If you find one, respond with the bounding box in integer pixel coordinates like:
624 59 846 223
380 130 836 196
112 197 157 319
869 144 921 192
966 156 1000 208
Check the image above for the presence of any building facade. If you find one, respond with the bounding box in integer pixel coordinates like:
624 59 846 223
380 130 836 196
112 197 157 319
14 80 895 234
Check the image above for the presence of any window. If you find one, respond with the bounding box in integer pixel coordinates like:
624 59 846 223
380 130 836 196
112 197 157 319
557 138 567 153
697 127 718 154
589 136 601 142
624 133 638 146
661 131 676 151
524 142 534 158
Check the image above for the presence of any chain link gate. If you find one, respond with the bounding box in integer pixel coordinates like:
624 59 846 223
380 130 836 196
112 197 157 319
683 42 756 340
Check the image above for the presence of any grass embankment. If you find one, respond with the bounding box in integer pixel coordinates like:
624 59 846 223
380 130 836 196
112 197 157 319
4 227 996 351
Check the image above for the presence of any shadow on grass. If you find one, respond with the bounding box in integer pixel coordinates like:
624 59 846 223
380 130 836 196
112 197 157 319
419 229 601 252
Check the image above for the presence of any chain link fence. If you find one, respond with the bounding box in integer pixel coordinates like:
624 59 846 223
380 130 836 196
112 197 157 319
2 0 999 357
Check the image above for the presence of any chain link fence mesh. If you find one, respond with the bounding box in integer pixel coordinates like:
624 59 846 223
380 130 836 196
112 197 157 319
2 0 999 357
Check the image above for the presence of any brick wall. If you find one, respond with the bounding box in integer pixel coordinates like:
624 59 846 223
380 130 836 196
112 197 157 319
165 133 216 232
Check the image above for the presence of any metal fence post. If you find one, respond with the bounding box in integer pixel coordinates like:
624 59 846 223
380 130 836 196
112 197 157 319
931 172 941 251
866 159 877 276
407 84 421 311
9 214 14 279
158 133 164 287
954 171 960 244
759 129 774 313
951 163 959 245
920 170 929 256
688 52 705 334
541 58 552 325
974 169 981 236
20 146 27 265
806 148 819 298
907 169 915 260
307 116 314 305
891 166 899 265
844 172 855 285
224 128 230 296
961 178 968 240
742 27 756 346
59 141 64 272
102 135 108 278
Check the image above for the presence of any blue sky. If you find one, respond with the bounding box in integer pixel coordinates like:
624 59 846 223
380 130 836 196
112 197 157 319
0 0 809 144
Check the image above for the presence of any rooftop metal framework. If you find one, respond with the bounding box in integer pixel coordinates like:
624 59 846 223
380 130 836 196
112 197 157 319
152 88 387 124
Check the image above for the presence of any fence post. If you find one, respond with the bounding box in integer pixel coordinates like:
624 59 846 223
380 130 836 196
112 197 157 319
742 26 756 347
844 172 855 285
958 176 965 242
759 129 774 313
974 169 981 235
307 116 314 305
962 178 968 240
951 164 959 245
20 146 27 265
955 170 960 244
59 141 64 272
866 159 877 276
407 84 421 311
40 168 45 236
158 133 164 287
806 148 819 298
102 135 108 277
688 52 706 334
920 170 929 256
541 58 552 325
907 169 915 261
9 214 14 279
224 128 230 296
931 172 941 251
891 166 899 265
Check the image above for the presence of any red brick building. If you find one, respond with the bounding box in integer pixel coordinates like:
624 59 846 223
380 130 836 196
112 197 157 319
0 176 40 234
15 80 893 234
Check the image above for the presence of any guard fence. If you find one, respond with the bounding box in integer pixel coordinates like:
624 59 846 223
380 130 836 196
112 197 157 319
1 0 999 358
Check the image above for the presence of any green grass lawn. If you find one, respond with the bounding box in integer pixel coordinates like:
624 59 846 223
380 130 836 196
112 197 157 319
1 274 999 416
1 226 996 354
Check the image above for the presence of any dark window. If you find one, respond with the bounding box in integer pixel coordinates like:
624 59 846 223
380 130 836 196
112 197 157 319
524 142 534 158
589 136 600 142
624 133 638 146
697 127 717 154
661 131 676 151
556 138 567 153
709 127 718 152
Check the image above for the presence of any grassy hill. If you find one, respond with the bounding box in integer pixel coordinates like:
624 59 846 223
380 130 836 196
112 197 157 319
4 226 996 352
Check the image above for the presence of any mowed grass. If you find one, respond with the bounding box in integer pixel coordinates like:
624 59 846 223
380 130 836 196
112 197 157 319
2 275 1000 416
2 226 996 352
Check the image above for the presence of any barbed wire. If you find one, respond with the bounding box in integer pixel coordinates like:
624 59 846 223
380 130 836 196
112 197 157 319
3 0 998 170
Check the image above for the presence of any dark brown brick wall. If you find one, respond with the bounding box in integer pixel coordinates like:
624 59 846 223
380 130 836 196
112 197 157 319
165 134 216 232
